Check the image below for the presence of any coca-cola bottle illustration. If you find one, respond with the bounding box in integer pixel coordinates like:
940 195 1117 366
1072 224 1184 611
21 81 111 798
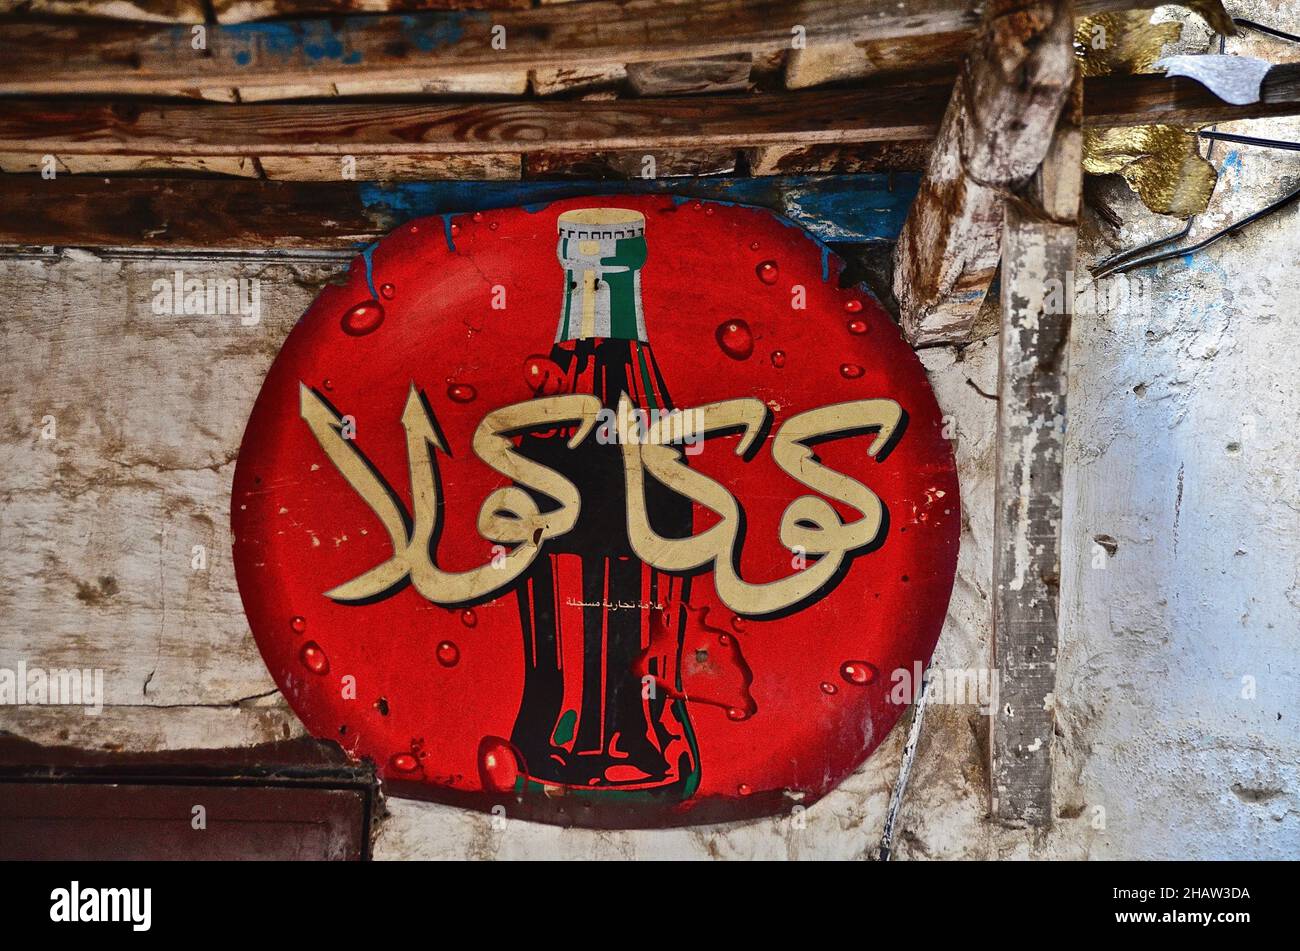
510 208 700 798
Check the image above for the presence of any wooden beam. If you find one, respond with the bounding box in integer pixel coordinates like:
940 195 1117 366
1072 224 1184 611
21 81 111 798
0 173 920 249
3 65 1296 165
0 1 1201 94
0 88 953 155
893 1 1077 347
0 0 983 95
989 70 1082 829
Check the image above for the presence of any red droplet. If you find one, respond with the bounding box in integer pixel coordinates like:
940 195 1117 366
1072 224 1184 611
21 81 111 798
379 283 395 300
726 706 751 721
322 379 333 391
436 641 460 667
820 681 838 695
460 608 477 628
447 383 477 403
299 641 329 675
841 661 879 686
408 225 419 234
847 319 868 334
478 736 522 793
844 299 864 313
715 319 754 360
290 615 307 633
756 261 779 285
749 241 761 251
472 211 484 222
704 206 715 216
523 354 566 395
840 363 865 379
730 615 746 633
770 350 786 368
341 300 385 336
390 753 419 773
489 222 499 231
737 783 752 796
450 222 461 237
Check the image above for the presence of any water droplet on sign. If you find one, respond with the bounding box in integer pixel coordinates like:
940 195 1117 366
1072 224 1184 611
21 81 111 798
472 211 484 223
715 319 754 360
489 222 498 231
523 354 566 395
840 364 864 379
478 736 522 793
436 641 460 667
460 608 477 628
770 350 786 368
749 241 760 251
756 261 779 285
379 283 395 300
847 319 868 335
341 300 384 336
726 706 750 722
390 753 419 773
737 783 752 796
290 615 307 633
840 661 879 686
820 681 838 695
450 222 461 237
447 383 477 403
844 299 863 313
299 641 329 675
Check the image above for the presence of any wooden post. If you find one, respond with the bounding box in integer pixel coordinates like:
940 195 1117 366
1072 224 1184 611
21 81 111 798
893 0 1077 347
989 72 1082 827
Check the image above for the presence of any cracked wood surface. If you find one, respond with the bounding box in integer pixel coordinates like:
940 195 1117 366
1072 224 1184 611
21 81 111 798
989 74 1081 827
894 0 1077 348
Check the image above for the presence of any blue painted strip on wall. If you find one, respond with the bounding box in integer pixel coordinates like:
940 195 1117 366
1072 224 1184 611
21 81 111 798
356 174 920 244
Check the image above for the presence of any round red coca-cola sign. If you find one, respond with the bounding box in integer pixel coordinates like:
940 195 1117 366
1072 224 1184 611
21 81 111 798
232 196 959 827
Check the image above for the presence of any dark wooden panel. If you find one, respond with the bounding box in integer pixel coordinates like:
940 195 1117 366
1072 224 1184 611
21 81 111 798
0 173 921 248
0 783 368 859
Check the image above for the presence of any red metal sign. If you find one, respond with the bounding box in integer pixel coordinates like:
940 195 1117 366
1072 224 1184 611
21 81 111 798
232 195 959 827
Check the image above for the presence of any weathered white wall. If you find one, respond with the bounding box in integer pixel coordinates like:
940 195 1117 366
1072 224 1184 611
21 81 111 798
1 1 1296 860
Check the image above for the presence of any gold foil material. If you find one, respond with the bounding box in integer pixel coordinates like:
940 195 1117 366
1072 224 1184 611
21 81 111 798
1076 3 1231 217
1083 126 1218 218
1074 12 1181 77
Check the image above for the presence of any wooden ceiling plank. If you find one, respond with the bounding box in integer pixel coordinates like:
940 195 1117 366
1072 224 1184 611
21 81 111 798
0 0 988 93
4 66 1297 160
0 173 920 249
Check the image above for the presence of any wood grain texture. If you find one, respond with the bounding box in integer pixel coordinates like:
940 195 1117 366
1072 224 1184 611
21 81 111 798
0 0 983 94
5 65 1294 165
894 0 1076 347
0 0 204 21
0 173 919 248
989 78 1081 828
213 0 530 22
0 88 950 156
258 152 521 180
626 55 753 96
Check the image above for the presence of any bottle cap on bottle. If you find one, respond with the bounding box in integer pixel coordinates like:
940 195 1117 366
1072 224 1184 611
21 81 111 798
555 208 649 343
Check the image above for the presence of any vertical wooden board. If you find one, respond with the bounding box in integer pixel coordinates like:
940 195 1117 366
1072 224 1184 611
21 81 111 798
989 71 1081 827
990 204 1073 825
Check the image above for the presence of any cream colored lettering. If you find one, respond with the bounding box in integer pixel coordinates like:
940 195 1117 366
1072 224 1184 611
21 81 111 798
299 383 599 605
622 394 904 617
302 384 903 616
